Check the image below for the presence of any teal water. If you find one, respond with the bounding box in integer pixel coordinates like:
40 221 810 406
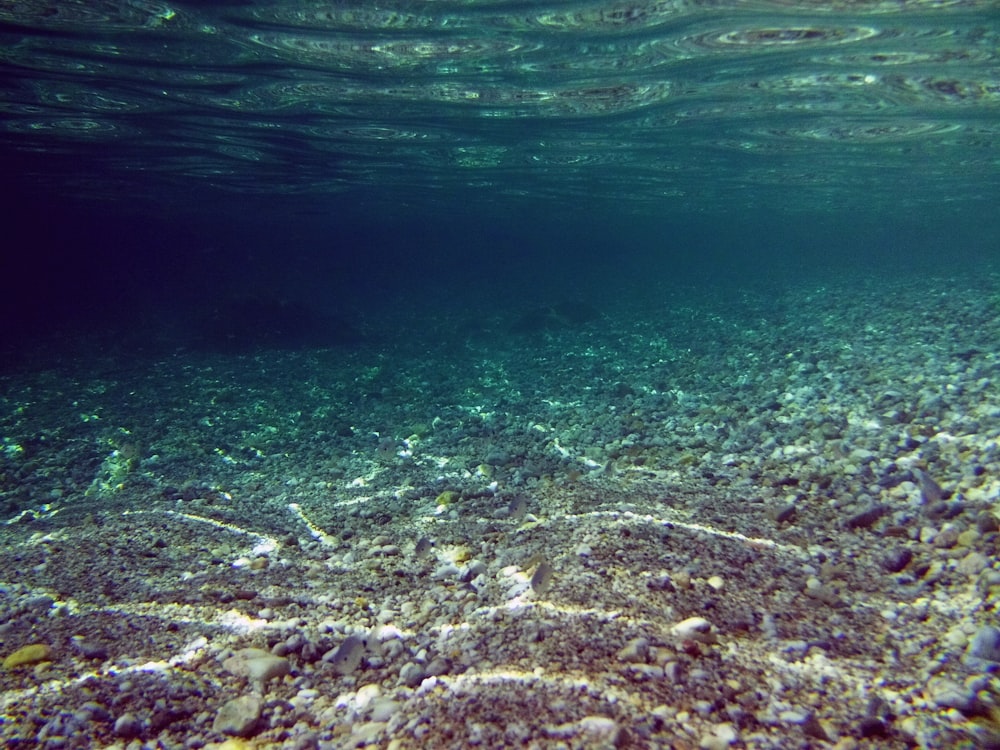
1 0 997 215
3 5 1000 747
0 0 998 349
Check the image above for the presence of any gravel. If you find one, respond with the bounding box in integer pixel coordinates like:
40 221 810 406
2 271 1000 748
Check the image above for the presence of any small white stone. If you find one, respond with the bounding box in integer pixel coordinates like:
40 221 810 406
370 698 400 722
671 617 716 643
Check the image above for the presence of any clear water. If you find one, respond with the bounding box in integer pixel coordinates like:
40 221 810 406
1 0 997 215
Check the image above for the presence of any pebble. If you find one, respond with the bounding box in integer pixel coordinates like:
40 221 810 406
699 721 738 749
844 504 887 530
882 548 913 573
977 512 1000 533
213 694 262 737
671 617 717 644
531 560 554 595
966 625 1000 664
957 551 989 576
2 643 53 669
768 503 797 524
223 649 291 686
617 637 650 663
113 712 143 738
927 677 974 712
932 526 960 548
324 635 365 675
399 662 425 687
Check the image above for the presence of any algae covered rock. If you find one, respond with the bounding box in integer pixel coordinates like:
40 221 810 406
3 643 53 669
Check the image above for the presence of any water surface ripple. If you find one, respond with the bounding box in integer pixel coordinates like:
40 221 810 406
1 0 996 210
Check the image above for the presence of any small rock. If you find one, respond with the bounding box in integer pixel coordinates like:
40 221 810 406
768 504 796 524
882 548 913 574
213 694 262 738
617 637 649 663
531 560 554 595
223 649 290 686
399 662 424 687
800 711 829 741
844 504 887 531
916 469 945 504
967 626 1000 664
958 551 989 576
857 716 887 738
671 617 717 644
2 643 53 670
976 512 999 534
114 712 143 738
803 583 844 608
324 635 365 676
932 525 961 548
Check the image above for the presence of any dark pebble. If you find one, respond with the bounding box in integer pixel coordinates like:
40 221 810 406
883 548 913 574
926 501 963 520
845 504 888 530
857 717 887 738
74 640 109 660
977 512 1000 534
769 504 797 524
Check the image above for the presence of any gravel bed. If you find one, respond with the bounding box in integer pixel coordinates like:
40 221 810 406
2 271 1000 749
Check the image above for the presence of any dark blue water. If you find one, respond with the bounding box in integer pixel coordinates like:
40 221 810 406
1 0 998 351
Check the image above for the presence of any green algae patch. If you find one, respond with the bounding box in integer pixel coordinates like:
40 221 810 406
3 644 53 670
434 490 461 506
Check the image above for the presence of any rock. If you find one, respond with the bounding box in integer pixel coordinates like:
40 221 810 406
976 512 999 534
768 504 796 524
916 468 945 504
803 582 844 608
213 694 262 737
927 678 974 712
844 504 888 531
223 648 290 686
113 712 143 738
857 716 887 738
399 662 424 687
2 643 53 669
324 635 365 675
800 711 829 741
671 617 717 644
882 548 913 573
617 637 649 663
958 551 990 576
932 526 960 548
967 626 1000 664
699 722 738 749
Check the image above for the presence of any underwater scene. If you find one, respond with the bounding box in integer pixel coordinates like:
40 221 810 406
1 0 1000 748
